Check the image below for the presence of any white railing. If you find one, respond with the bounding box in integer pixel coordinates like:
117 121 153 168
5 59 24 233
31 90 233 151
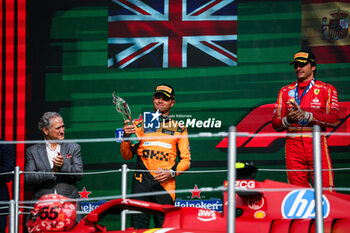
2 126 349 233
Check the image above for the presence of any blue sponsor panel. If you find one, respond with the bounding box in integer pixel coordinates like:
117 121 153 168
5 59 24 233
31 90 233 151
281 189 330 219
175 198 222 212
115 128 124 143
81 201 107 213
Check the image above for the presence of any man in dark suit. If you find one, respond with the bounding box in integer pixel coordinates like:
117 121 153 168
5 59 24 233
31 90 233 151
24 112 83 219
0 141 15 233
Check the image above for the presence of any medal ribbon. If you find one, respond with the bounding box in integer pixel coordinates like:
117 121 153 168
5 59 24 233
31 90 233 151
294 78 315 105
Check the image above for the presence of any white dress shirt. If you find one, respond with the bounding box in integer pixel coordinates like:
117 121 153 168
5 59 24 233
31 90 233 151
45 140 61 194
45 140 61 169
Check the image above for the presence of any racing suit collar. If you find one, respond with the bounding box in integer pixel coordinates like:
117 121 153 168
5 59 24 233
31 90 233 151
297 78 313 88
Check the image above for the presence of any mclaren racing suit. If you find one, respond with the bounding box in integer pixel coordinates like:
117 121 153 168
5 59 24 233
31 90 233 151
120 116 191 228
272 79 340 191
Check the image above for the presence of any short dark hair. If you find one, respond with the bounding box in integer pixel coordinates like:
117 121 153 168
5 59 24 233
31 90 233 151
38 112 62 131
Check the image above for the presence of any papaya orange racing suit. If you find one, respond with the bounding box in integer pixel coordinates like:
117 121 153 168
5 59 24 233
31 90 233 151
272 79 340 191
120 115 191 228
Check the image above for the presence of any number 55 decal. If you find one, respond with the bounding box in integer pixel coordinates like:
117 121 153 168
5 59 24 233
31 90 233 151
39 206 59 220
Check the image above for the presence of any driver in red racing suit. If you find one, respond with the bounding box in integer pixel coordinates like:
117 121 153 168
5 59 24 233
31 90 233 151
272 50 340 192
121 84 191 229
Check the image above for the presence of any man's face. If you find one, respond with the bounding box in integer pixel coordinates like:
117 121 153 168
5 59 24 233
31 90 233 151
153 93 175 115
294 62 316 81
43 117 65 140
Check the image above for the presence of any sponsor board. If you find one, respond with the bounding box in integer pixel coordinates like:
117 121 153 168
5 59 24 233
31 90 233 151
81 201 106 213
281 189 330 219
79 187 104 214
236 180 255 189
175 184 223 211
197 209 217 222
175 198 222 211
115 128 124 143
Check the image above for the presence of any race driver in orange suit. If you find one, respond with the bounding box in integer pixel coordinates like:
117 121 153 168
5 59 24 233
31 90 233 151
272 50 340 192
121 84 191 229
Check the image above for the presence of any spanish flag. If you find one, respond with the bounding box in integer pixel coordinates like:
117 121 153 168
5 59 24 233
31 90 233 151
302 0 350 63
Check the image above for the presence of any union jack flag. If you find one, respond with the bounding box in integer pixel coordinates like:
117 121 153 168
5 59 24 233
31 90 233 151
108 0 237 68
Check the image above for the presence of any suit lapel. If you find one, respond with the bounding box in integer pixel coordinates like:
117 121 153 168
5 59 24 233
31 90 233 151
60 143 67 166
38 144 52 171
60 143 67 156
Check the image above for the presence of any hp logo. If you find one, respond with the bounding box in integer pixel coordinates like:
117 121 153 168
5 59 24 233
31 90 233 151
281 189 330 219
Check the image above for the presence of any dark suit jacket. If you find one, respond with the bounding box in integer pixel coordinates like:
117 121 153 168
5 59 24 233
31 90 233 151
0 141 16 231
24 143 83 200
0 141 16 201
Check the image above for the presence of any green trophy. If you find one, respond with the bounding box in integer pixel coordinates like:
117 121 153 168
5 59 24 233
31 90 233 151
112 92 138 145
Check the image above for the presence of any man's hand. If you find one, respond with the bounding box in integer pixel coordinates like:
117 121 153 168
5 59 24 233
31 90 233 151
287 100 305 123
289 99 301 111
123 120 136 137
52 152 64 172
287 110 305 123
154 169 172 183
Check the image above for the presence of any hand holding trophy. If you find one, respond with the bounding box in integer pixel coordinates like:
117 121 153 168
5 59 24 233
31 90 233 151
112 92 138 145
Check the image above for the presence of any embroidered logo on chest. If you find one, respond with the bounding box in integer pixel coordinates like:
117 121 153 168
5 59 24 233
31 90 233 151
288 89 296 97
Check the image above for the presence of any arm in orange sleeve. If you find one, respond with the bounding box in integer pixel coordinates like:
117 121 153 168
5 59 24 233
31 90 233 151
120 120 142 160
120 141 135 160
171 128 191 176
306 85 340 128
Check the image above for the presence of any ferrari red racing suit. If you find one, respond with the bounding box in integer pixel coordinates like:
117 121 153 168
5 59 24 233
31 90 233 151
272 79 340 191
120 116 191 228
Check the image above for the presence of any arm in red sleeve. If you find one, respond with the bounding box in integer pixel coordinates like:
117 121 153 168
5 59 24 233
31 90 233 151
305 84 340 128
272 88 290 131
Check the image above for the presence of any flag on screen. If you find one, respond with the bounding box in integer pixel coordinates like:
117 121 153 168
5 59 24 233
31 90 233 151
302 0 350 63
108 0 237 69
